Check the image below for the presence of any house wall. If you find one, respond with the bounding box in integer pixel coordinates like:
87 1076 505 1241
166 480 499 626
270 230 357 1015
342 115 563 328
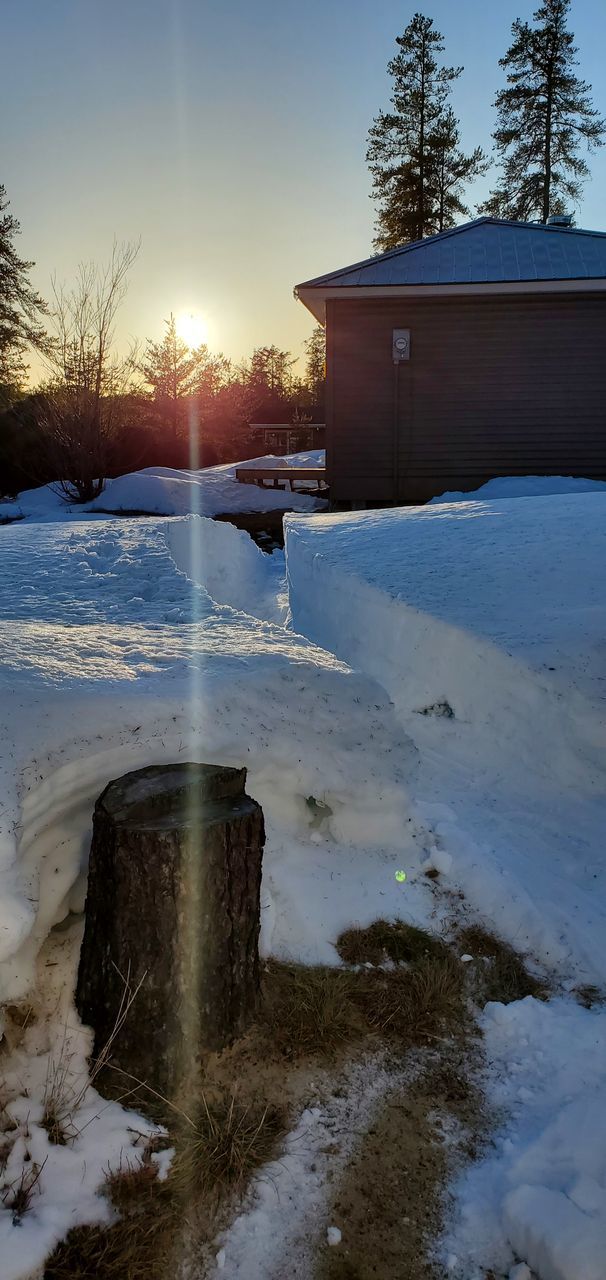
326 293 606 503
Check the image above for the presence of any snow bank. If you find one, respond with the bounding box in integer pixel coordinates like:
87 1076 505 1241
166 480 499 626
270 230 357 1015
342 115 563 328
285 494 606 709
0 517 423 1005
285 497 606 981
166 514 286 623
444 997 606 1280
430 474 606 505
0 451 327 524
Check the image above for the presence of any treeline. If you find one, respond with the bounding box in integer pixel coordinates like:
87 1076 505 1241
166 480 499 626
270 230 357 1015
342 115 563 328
0 206 325 499
0 319 325 500
368 0 604 249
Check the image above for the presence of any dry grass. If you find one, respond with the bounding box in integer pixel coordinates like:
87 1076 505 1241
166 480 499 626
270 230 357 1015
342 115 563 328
353 952 466 1044
574 983 606 1009
262 936 466 1061
43 923 496 1278
43 1174 177 1280
44 1091 286 1280
262 960 367 1058
173 1093 285 1195
336 919 448 968
2 1160 46 1224
458 925 547 1005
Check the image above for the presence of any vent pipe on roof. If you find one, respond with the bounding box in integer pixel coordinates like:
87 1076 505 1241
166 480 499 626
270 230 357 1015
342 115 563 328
546 214 573 227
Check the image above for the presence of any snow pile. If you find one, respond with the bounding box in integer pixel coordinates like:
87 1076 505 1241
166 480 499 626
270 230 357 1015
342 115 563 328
285 496 606 982
0 516 424 1005
430 473 606 505
285 494 606 709
285 490 606 1280
0 451 327 524
444 997 606 1280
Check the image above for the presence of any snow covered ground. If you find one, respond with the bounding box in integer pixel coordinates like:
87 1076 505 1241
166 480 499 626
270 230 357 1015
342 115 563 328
284 484 606 1280
442 996 606 1280
2 470 606 1280
285 494 606 980
0 450 327 523
0 511 431 1279
429 472 606 505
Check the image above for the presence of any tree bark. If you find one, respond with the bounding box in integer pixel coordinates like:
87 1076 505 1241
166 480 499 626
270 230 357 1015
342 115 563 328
76 762 264 1101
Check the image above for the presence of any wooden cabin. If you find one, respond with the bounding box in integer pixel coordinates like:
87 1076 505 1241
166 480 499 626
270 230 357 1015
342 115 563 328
295 217 606 505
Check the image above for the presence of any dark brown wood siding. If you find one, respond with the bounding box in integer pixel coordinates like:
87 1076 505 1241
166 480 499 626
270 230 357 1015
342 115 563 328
329 293 606 503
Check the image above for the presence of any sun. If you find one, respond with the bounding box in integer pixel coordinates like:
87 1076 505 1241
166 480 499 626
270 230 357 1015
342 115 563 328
175 310 209 349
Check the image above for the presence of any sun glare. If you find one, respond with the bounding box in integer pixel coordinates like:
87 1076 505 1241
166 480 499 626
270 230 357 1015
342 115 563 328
176 310 209 348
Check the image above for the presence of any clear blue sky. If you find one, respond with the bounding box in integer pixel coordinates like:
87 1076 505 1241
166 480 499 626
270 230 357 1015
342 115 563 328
3 0 606 378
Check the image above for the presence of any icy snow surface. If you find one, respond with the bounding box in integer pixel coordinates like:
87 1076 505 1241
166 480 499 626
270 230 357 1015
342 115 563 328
0 450 326 523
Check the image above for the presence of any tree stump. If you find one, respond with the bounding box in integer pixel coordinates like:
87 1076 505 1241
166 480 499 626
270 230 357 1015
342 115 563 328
75 762 264 1100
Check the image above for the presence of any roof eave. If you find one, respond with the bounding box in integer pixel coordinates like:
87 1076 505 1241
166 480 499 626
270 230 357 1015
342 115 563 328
296 277 606 322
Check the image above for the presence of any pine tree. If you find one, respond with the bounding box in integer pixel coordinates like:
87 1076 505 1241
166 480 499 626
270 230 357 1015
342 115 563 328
245 346 296 399
367 13 486 250
481 0 605 223
431 108 489 231
140 314 228 442
303 325 325 405
0 184 48 395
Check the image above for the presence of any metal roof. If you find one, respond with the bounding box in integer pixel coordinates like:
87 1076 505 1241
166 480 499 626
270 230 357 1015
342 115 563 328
295 218 606 304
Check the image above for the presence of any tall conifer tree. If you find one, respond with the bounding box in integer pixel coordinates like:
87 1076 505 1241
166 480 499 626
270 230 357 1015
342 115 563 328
367 13 486 250
0 184 48 395
481 0 605 222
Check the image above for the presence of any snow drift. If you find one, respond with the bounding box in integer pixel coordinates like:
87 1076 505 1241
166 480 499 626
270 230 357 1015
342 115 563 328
0 450 327 523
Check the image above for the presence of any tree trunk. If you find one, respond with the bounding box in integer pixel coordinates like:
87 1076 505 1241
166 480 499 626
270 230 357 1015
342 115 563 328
543 59 554 222
76 762 264 1101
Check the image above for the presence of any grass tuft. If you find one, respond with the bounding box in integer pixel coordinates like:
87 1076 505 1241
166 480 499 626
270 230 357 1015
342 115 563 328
335 920 447 968
458 925 547 1005
264 928 467 1059
2 1160 45 1223
574 984 606 1010
262 961 367 1057
353 952 466 1044
173 1092 285 1195
44 1093 285 1279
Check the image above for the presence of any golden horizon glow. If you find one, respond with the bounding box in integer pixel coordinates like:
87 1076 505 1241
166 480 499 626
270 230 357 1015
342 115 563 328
176 310 209 349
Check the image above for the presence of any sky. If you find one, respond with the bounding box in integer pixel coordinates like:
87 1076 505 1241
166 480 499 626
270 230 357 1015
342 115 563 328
3 0 606 381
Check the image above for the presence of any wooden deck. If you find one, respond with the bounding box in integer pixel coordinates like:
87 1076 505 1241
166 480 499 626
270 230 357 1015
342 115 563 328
235 466 328 493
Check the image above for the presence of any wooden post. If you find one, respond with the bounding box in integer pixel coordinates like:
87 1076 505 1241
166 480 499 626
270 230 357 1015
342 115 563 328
75 762 264 1100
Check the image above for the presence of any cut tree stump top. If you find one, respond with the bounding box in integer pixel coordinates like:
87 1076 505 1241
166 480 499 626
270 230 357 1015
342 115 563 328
96 761 250 828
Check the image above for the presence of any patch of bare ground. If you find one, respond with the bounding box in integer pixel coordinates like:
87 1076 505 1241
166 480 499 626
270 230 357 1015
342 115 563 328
43 922 540 1280
316 1029 486 1280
